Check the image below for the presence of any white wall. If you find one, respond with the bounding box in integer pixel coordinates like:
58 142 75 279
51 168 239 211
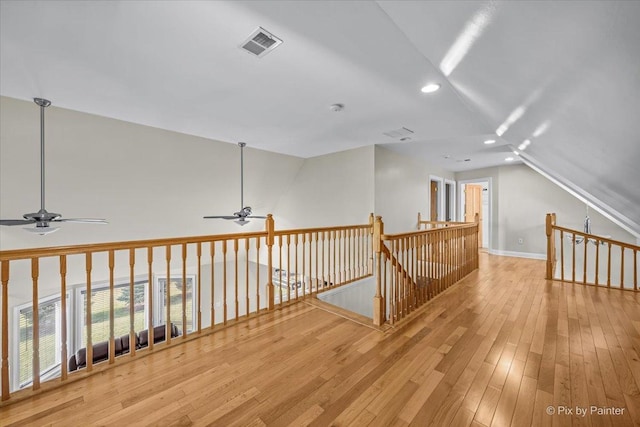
374 146 454 234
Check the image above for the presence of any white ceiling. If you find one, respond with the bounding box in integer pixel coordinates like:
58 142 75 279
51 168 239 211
1 1 639 232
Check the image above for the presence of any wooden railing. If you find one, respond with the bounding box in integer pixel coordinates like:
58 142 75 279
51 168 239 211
546 213 639 290
373 216 479 326
0 215 374 404
417 212 477 230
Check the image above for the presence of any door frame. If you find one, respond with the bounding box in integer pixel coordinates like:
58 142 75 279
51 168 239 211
428 175 444 221
444 179 456 222
458 177 492 249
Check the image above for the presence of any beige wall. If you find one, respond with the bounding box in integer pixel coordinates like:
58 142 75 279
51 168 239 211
374 146 454 234
0 96 304 251
273 145 375 229
456 164 636 255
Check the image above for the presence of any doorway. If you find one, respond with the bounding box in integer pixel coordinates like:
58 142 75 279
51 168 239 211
429 176 443 221
459 179 491 249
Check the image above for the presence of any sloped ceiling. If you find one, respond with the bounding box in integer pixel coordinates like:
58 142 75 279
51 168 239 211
1 1 638 234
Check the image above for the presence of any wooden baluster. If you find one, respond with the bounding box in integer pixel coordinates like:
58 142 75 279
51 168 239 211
266 215 275 311
31 258 41 389
607 242 612 287
59 256 68 382
634 249 638 291
278 236 283 305
147 247 154 350
595 241 600 286
197 243 202 333
1 261 10 400
182 243 188 336
294 234 299 301
210 242 216 327
245 238 250 316
321 231 325 290
286 234 291 300
234 239 239 319
337 230 342 284
572 234 576 283
165 246 172 343
256 238 261 312
560 231 565 281
109 250 115 364
85 253 93 372
301 233 307 298
128 249 136 356
620 247 625 289
583 235 588 285
315 232 319 293
333 230 337 286
222 240 228 323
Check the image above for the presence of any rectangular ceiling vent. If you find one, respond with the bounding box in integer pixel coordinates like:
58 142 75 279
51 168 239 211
240 27 283 58
383 127 414 140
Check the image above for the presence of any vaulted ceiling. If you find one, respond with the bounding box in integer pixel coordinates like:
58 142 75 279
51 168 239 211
1 1 638 234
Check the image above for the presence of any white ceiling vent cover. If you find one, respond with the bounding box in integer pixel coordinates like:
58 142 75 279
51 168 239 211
383 127 414 139
240 27 283 58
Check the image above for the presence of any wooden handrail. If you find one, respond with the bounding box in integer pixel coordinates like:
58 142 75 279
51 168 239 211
551 224 640 251
546 213 638 291
383 222 477 240
380 244 416 288
0 231 268 261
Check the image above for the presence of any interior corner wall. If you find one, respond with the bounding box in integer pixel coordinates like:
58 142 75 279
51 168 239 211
374 146 454 234
456 164 637 256
272 146 375 229
0 96 304 251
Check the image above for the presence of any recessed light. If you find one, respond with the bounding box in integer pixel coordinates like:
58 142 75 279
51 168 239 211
513 150 519 155
421 83 441 93
505 157 514 162
484 139 496 145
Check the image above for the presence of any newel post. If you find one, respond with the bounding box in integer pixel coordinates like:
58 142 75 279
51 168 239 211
266 214 275 310
546 213 556 280
373 216 385 326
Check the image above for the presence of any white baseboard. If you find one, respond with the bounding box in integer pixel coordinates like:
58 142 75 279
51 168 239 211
488 249 546 260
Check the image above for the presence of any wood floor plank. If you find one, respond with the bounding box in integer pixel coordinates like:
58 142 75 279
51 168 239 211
2 254 639 427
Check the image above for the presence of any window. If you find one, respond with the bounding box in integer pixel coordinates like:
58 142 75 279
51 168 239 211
79 280 148 348
155 276 196 333
15 294 66 389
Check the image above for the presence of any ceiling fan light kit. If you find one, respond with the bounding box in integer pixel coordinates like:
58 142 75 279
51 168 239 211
203 142 267 226
0 98 107 234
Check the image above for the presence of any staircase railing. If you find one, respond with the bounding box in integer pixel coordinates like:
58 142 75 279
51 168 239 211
0 215 373 404
373 216 479 326
546 213 639 290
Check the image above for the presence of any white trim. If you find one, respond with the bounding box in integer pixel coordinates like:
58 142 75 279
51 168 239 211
428 175 444 221
458 177 493 249
444 179 456 222
488 249 546 260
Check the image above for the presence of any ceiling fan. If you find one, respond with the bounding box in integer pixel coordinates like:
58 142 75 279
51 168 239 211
0 98 107 235
203 142 266 226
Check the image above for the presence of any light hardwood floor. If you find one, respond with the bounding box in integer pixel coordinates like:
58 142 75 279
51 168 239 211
1 253 639 426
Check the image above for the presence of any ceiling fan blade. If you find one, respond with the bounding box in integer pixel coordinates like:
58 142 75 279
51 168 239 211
204 215 238 220
246 216 267 219
0 219 36 226
58 218 108 224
